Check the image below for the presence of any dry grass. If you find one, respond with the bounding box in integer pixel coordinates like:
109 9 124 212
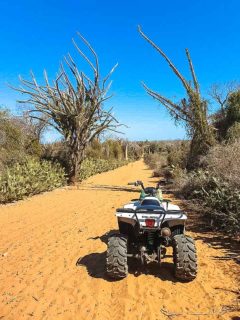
202 139 240 188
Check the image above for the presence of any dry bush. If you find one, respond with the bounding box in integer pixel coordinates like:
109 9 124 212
42 141 71 173
179 140 240 234
43 140 129 182
201 139 240 188
226 122 240 141
144 153 167 177
144 141 189 179
181 170 240 234
0 109 42 170
167 141 189 169
162 141 189 181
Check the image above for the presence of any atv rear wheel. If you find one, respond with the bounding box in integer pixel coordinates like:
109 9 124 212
172 234 197 281
106 234 128 279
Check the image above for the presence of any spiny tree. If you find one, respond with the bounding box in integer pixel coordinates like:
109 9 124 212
13 33 122 184
138 26 215 169
209 83 240 141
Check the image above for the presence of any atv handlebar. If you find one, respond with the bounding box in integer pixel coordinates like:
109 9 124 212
128 181 145 190
128 180 166 192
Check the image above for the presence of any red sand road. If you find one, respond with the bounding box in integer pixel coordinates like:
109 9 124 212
0 160 239 320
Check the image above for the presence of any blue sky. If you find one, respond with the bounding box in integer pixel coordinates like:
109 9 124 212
0 0 239 141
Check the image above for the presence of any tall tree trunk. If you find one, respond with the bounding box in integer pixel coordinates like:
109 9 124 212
69 155 80 185
69 147 85 185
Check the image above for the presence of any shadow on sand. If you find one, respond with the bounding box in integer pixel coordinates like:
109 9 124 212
76 230 177 283
79 184 139 193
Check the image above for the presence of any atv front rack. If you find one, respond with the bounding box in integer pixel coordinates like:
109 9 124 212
116 208 185 215
116 207 186 230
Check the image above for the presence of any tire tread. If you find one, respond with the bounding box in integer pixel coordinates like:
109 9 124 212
106 234 128 279
173 234 197 281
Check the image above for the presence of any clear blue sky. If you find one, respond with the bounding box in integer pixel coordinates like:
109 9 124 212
0 0 239 141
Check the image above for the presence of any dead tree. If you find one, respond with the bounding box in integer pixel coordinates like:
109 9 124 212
138 26 215 169
13 33 121 184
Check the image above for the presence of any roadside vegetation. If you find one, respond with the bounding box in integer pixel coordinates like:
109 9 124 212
0 33 145 204
144 138 240 235
0 108 141 204
0 159 66 203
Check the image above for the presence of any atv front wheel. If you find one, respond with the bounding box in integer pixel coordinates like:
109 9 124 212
172 234 197 281
106 234 128 280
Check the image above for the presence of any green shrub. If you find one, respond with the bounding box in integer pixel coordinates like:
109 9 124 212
0 158 66 203
79 158 129 181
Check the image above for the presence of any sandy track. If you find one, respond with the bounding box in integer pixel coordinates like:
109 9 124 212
0 160 239 320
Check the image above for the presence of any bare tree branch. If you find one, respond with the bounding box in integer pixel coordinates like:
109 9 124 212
185 48 199 94
142 82 192 122
138 25 190 92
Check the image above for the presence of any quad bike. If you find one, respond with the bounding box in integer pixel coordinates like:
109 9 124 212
106 180 197 281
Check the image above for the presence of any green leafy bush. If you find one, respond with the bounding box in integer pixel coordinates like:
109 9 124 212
79 158 129 181
0 158 66 203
